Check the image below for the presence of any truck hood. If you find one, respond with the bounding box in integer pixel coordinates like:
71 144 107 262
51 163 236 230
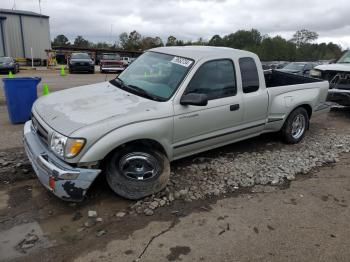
33 82 167 136
278 69 301 74
315 63 350 72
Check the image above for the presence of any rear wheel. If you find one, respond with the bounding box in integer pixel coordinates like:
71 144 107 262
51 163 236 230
106 146 170 200
281 107 309 144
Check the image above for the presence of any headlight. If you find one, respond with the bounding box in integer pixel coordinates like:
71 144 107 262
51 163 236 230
310 69 321 77
50 132 85 158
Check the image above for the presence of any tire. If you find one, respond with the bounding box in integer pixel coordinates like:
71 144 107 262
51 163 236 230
106 146 170 200
281 107 309 144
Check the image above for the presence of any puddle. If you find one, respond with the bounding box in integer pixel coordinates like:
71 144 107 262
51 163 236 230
0 222 51 260
0 190 9 209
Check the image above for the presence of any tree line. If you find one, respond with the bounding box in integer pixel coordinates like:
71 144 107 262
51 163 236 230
52 29 343 61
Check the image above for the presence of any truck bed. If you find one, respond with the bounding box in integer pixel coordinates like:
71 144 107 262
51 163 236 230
264 70 323 88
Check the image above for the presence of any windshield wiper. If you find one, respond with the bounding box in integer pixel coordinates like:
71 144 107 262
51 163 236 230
127 84 165 101
111 78 164 101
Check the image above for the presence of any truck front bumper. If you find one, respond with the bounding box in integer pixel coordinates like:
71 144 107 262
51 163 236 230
23 121 101 202
327 89 350 106
100 66 125 72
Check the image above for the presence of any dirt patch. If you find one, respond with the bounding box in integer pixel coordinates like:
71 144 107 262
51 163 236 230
166 246 191 261
0 148 35 184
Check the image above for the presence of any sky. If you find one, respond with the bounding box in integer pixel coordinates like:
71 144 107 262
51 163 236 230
4 0 350 49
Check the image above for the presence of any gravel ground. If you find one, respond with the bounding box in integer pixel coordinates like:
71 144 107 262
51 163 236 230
0 149 35 184
1 114 349 216
131 130 350 215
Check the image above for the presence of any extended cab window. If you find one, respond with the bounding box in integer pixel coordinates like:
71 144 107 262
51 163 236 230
185 59 236 100
239 57 260 93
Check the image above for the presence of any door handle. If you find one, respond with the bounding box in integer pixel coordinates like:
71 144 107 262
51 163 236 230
230 104 240 111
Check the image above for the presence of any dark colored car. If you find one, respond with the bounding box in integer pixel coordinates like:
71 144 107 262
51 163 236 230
100 53 125 73
69 53 95 74
0 57 19 74
278 62 317 77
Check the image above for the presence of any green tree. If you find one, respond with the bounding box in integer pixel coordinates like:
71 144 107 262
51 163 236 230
73 35 91 48
52 34 70 46
118 31 142 51
291 29 319 48
140 36 163 50
208 35 224 46
166 36 177 46
223 29 262 51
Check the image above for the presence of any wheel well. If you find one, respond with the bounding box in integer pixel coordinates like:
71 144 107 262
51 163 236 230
298 104 312 119
101 139 168 168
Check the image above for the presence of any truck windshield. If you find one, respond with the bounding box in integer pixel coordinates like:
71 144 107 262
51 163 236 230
71 53 90 59
337 51 350 63
113 52 194 100
102 54 120 60
283 62 305 71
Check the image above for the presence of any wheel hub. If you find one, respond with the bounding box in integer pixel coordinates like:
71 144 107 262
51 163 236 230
119 152 160 181
291 114 306 139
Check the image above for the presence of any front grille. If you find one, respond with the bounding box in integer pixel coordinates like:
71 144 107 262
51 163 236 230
32 116 49 145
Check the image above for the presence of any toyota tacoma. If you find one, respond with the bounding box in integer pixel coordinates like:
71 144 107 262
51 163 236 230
24 46 330 201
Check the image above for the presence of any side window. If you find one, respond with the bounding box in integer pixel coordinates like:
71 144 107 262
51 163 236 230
239 57 260 93
304 63 312 70
185 59 236 100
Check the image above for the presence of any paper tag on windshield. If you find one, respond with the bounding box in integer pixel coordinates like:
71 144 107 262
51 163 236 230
170 57 193 67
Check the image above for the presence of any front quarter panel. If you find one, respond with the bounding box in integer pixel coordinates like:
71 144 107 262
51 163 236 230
78 117 174 163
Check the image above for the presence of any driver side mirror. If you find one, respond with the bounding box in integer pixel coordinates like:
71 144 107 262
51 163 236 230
180 93 208 106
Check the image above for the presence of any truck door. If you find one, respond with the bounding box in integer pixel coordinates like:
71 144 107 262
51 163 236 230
173 59 243 157
239 57 269 131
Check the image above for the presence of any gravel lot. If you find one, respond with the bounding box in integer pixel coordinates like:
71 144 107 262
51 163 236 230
131 114 350 215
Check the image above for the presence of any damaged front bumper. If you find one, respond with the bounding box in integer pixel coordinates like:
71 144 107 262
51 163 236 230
23 121 101 202
327 89 350 106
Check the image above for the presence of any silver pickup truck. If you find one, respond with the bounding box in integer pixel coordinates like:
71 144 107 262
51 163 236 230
23 46 330 201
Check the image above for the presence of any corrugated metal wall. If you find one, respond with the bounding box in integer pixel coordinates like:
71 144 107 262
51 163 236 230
21 16 51 59
0 21 4 57
2 14 24 58
0 13 51 59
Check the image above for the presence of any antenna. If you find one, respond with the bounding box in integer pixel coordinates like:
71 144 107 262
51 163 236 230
38 0 42 15
12 0 16 10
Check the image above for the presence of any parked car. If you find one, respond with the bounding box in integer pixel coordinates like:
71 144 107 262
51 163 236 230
0 57 19 74
278 62 317 76
68 53 94 74
24 46 329 202
100 53 125 73
310 51 350 106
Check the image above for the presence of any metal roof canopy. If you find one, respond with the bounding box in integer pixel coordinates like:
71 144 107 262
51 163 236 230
0 9 49 18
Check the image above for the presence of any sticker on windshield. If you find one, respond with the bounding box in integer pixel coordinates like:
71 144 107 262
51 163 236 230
170 57 193 67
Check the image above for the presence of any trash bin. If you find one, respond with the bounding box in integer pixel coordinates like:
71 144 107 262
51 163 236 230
2 77 41 124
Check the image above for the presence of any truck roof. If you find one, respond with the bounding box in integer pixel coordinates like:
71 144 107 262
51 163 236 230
150 46 255 61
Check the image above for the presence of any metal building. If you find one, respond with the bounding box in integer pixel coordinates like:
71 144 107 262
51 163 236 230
0 9 51 61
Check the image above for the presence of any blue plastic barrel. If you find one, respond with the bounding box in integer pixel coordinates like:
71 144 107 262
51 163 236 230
2 77 41 124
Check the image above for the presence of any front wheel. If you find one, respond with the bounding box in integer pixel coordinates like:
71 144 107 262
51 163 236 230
106 146 170 200
281 107 309 144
